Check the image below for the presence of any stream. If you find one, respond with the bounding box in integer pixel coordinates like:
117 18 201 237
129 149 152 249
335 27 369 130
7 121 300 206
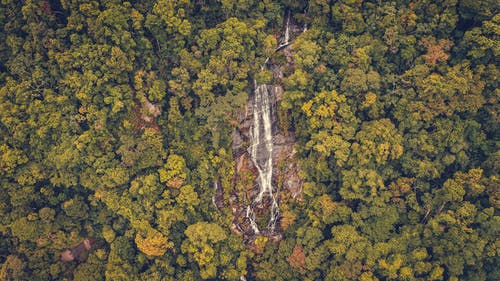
227 9 303 242
245 82 279 234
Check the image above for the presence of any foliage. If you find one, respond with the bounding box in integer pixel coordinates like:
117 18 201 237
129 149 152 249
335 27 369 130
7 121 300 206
0 0 497 280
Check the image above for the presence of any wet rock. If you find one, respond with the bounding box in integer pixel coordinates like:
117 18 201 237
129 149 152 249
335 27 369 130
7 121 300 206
230 83 303 242
228 11 304 244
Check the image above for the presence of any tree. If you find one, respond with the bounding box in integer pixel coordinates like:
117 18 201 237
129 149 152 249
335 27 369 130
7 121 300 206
135 229 172 257
0 1 497 280
301 89 358 167
158 154 188 188
0 255 27 281
182 222 228 279
287 245 306 273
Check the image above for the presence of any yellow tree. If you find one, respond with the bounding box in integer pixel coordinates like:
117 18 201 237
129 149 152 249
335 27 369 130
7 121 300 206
135 229 173 257
182 222 228 279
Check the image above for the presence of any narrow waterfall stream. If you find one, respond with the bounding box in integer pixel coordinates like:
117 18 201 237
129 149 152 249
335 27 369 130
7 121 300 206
245 82 279 234
212 180 219 209
230 10 302 242
284 11 290 44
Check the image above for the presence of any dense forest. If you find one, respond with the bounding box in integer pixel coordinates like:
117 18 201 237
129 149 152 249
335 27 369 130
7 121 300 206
0 0 498 280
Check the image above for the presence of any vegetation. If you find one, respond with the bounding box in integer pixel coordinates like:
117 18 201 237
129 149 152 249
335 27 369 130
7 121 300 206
0 0 498 280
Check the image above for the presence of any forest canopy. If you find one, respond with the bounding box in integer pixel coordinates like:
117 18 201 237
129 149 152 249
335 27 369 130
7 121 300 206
0 0 498 280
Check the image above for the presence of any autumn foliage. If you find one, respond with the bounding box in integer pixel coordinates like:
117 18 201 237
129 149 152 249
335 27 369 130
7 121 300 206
0 0 498 280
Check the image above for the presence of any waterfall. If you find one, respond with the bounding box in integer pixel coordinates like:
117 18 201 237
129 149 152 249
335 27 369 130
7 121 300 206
246 205 260 234
251 83 273 203
284 11 290 44
212 180 218 209
275 11 292 51
233 10 296 238
246 81 279 234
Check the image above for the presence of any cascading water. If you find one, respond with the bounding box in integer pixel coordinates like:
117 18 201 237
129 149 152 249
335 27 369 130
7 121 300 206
246 81 279 234
252 83 273 203
212 180 219 208
231 11 301 241
284 11 290 44
246 205 260 234
275 10 291 51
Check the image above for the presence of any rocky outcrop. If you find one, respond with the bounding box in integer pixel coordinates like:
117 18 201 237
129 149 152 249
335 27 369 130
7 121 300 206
60 238 97 262
229 15 304 241
230 85 302 242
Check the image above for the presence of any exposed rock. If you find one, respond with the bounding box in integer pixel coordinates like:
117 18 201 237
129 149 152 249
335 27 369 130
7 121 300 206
60 238 97 263
230 60 302 244
131 96 162 132
143 98 161 117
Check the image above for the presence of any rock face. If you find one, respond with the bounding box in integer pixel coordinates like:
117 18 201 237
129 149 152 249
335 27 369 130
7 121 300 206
231 83 302 242
231 60 302 242
60 238 97 262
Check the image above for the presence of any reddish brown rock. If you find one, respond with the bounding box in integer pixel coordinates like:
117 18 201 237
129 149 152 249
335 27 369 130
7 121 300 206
60 238 97 262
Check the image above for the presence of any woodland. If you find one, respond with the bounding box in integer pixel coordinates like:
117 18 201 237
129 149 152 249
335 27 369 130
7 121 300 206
0 0 499 280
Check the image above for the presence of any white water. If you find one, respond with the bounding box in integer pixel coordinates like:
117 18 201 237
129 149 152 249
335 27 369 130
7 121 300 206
246 205 260 234
252 83 274 203
284 11 290 44
212 180 218 209
246 82 279 234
